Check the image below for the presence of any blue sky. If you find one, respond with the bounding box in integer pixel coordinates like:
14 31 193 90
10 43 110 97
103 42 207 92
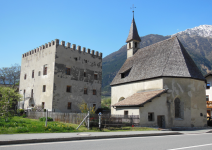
0 0 212 68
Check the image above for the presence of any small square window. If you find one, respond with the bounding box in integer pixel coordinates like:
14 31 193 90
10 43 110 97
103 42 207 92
206 95 209 101
67 102 71 109
84 88 88 94
66 68 71 75
84 60 87 63
148 112 154 121
74 57 78 61
207 83 210 89
93 89 96 95
94 74 98 80
43 85 46 92
66 86 71 93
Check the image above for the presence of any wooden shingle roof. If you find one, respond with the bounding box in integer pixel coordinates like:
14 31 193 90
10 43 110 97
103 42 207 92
113 89 167 107
111 36 205 86
126 17 141 43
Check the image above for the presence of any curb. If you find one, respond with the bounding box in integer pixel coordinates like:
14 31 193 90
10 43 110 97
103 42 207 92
0 132 181 145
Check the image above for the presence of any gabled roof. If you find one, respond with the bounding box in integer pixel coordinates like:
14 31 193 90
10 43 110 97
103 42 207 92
113 89 167 107
126 16 141 43
111 36 205 86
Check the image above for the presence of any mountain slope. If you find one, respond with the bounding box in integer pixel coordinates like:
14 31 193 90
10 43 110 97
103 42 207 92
172 25 212 38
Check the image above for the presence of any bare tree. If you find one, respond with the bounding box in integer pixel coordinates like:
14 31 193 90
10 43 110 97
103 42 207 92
0 67 7 85
0 64 20 87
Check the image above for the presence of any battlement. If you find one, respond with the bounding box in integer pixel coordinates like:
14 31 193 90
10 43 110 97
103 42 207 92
22 39 103 59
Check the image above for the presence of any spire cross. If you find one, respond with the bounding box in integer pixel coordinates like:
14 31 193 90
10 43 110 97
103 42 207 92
130 4 136 16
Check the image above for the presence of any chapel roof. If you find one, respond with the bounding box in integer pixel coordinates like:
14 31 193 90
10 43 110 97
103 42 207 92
126 16 141 43
111 36 205 86
204 72 212 78
113 89 167 107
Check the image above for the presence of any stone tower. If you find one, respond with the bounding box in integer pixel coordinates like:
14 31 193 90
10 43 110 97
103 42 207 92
126 14 141 58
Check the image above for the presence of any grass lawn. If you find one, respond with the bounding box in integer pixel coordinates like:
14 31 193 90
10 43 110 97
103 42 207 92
0 116 158 134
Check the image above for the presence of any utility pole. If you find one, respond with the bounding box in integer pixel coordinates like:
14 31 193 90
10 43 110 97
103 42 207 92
45 109 48 127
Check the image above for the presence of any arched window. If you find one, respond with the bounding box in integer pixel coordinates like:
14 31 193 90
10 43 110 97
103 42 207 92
119 97 125 102
135 42 137 48
129 43 131 49
175 98 181 118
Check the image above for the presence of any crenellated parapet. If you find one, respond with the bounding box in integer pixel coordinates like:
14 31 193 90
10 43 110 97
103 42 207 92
22 39 103 59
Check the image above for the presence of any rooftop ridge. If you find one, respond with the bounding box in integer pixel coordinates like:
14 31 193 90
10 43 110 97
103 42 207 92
22 39 103 58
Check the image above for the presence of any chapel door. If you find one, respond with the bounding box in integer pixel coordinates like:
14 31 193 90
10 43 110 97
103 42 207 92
157 115 165 128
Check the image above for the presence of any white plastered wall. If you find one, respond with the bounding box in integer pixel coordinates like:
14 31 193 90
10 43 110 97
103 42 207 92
111 78 163 114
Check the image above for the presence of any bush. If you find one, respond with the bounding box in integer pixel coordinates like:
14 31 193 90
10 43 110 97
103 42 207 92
39 117 53 121
22 114 27 118
18 109 24 114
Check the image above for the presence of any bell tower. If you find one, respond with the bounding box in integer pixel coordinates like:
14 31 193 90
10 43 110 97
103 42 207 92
126 6 141 58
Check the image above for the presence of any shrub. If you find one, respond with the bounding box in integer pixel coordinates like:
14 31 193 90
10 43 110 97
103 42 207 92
18 109 24 114
22 114 27 118
39 117 53 121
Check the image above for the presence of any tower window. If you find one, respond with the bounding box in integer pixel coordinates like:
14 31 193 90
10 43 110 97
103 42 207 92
42 102 45 109
43 85 46 92
129 43 131 49
66 68 71 75
67 102 72 109
31 89 33 98
135 42 137 48
66 86 71 93
32 70 34 78
93 104 96 110
84 72 86 77
93 89 96 95
43 65 47 75
84 88 88 94
24 74 27 80
94 74 98 80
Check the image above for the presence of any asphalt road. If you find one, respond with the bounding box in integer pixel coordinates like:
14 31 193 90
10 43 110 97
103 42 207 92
1 133 212 150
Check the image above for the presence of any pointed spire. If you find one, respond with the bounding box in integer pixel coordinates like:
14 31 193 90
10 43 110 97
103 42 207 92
126 15 141 43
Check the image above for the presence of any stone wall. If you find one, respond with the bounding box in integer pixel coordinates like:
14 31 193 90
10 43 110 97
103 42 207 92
52 42 102 112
